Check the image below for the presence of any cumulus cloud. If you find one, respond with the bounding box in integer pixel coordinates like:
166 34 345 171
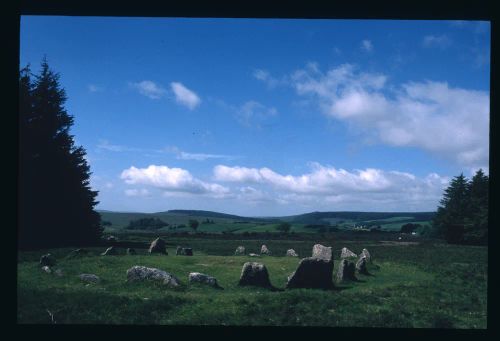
422 35 452 49
121 165 229 197
170 82 201 110
253 69 281 88
360 40 373 52
130 80 167 99
290 63 489 168
213 163 450 210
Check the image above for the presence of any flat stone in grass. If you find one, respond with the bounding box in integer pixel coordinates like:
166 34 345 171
40 254 56 267
336 259 357 282
248 253 260 257
41 266 52 274
356 256 369 275
126 248 136 255
101 246 117 256
188 272 222 289
235 246 245 255
340 247 357 259
261 244 271 255
79 274 100 283
286 249 299 257
126 265 180 287
286 257 334 289
238 262 272 288
149 237 168 255
312 244 333 261
361 248 371 262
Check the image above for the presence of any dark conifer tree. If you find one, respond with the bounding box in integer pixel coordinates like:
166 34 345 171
464 169 488 243
19 59 102 249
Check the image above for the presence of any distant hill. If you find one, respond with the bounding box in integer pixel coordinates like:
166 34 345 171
98 209 435 232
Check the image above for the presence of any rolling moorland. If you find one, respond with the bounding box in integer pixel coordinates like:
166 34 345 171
17 209 488 327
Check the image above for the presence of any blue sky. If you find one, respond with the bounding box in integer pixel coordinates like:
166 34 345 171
20 17 490 215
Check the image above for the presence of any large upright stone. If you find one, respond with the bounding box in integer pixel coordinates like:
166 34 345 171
235 246 246 255
40 254 56 267
286 249 299 257
361 248 371 262
176 246 183 255
312 244 333 261
336 259 357 282
238 262 272 288
356 256 369 275
149 237 168 255
286 257 334 289
126 265 180 287
340 247 357 259
260 244 271 255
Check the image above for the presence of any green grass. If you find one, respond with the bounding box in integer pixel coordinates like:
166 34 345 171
18 239 487 327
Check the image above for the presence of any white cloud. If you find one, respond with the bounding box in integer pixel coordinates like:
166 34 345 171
212 163 450 210
253 69 281 88
121 165 229 197
422 35 452 49
130 80 167 99
170 82 201 110
125 188 150 197
88 84 104 93
97 139 140 152
290 63 489 168
165 146 236 161
360 40 373 52
236 101 278 128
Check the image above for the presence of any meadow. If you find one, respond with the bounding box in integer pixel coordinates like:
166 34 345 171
17 235 487 328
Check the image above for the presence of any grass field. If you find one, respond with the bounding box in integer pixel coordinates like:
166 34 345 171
17 237 487 327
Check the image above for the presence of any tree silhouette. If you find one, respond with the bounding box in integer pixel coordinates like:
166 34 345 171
19 59 103 249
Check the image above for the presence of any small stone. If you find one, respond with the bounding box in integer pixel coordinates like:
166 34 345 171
183 248 193 256
41 266 52 274
248 253 260 257
238 262 272 288
235 246 246 255
260 244 271 255
361 248 371 262
126 248 137 255
340 247 357 259
79 274 100 283
286 249 299 257
188 272 222 289
40 254 56 267
312 244 333 261
149 237 168 255
101 246 117 256
126 265 180 287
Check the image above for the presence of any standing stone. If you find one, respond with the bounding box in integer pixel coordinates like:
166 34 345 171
183 248 193 256
176 246 184 255
312 244 333 261
188 272 222 289
336 259 357 282
101 246 117 256
79 274 100 283
149 237 168 255
235 246 246 255
126 265 180 287
286 257 334 289
356 256 369 275
361 248 371 262
340 247 357 259
238 262 272 288
126 248 137 255
286 249 299 257
260 244 271 255
40 254 56 267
